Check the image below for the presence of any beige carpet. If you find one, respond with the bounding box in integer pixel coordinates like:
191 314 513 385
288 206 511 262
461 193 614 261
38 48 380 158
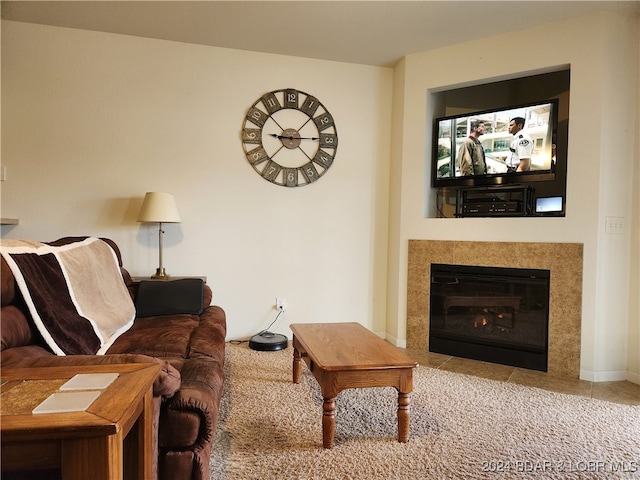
210 343 639 479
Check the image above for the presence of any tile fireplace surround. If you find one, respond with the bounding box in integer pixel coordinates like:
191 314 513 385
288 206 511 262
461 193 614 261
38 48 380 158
407 240 583 378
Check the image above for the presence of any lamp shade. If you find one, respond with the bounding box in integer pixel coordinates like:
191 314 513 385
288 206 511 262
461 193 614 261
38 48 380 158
137 192 181 223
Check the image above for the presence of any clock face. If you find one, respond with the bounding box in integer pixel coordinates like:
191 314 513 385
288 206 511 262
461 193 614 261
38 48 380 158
241 88 338 187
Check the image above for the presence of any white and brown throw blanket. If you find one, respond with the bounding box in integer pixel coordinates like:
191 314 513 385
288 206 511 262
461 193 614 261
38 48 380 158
1 237 135 355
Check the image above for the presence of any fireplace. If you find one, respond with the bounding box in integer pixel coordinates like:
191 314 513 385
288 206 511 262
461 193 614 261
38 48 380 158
406 240 583 378
429 264 550 371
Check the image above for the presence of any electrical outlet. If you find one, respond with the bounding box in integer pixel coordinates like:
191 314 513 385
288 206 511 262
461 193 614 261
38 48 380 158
276 298 286 312
605 216 625 235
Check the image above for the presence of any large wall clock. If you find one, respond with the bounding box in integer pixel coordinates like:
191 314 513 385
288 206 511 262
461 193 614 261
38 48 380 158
241 88 338 187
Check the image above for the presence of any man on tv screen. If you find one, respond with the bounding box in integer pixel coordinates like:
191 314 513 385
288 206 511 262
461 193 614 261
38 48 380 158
457 120 487 176
507 117 533 172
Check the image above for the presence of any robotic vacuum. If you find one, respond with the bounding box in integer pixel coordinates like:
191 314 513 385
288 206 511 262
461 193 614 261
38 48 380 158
248 331 288 351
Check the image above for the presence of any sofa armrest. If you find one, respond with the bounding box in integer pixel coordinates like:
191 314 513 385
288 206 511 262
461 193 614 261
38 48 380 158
189 305 226 358
159 356 225 450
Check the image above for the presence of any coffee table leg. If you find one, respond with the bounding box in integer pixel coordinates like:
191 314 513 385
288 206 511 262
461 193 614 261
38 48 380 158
397 391 411 443
293 346 302 384
322 397 336 448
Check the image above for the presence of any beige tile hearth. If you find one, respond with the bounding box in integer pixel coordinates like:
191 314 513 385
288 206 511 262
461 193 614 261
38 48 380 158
438 356 514 382
402 348 640 406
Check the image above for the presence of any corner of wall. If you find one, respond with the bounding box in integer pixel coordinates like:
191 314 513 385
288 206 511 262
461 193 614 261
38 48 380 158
385 58 408 343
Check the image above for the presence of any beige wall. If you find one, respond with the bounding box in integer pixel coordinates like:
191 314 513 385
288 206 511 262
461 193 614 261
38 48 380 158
388 10 639 382
0 20 393 341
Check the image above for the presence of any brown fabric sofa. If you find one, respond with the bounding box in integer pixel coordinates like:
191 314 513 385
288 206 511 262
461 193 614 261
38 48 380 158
0 237 226 480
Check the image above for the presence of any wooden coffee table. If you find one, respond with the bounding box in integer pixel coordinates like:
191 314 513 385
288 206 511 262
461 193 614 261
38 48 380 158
290 322 418 448
1 362 160 480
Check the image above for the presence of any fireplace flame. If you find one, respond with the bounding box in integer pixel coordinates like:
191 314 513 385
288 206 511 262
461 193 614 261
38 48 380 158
473 316 489 328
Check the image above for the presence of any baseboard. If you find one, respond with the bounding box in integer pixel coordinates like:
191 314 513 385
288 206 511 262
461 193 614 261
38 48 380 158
384 332 406 348
580 369 630 382
626 370 640 385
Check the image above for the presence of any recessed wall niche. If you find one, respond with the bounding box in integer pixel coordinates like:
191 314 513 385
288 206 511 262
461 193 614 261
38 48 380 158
427 69 570 218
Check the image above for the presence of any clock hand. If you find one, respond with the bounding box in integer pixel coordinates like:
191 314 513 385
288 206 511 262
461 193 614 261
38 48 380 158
268 133 319 141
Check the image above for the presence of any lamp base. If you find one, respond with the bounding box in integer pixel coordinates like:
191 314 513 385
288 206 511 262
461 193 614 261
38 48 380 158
151 268 170 279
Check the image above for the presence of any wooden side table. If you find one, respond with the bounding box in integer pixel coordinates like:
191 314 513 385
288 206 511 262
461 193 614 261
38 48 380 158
1 363 160 480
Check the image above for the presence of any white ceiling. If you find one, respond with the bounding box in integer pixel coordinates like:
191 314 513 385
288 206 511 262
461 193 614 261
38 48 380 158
2 1 638 67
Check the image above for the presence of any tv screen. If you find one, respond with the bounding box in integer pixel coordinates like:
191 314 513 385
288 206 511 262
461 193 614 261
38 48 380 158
432 100 558 187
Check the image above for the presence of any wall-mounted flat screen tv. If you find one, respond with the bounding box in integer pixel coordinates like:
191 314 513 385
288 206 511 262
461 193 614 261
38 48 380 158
432 100 558 188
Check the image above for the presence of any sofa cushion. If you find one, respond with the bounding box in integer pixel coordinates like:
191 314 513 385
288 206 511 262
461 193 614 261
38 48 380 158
135 279 204 318
0 306 41 350
107 315 201 358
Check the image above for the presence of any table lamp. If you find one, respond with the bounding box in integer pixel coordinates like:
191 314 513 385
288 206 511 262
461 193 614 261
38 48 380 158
137 192 181 279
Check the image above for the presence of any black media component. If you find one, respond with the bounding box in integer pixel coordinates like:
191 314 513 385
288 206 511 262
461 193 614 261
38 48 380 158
456 185 533 217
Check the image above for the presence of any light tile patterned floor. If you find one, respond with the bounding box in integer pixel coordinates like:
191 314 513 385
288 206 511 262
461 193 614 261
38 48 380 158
401 348 640 406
